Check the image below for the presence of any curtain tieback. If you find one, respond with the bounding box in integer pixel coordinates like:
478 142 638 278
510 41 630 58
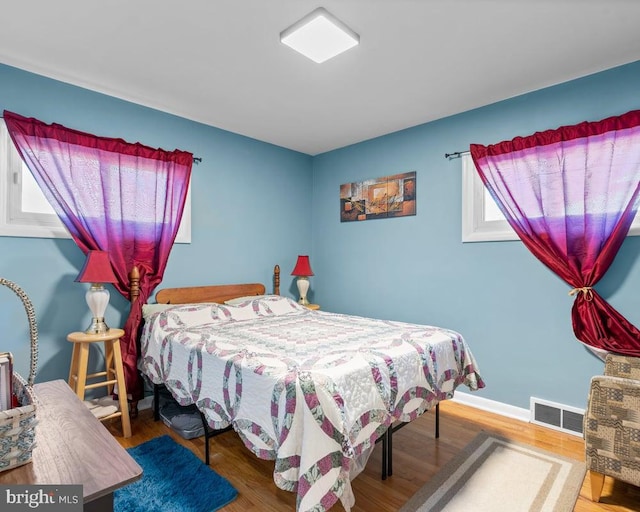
569 286 594 301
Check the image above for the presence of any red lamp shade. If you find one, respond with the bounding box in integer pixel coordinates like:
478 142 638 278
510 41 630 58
291 255 314 276
75 250 118 284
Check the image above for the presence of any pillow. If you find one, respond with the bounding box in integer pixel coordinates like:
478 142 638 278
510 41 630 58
159 303 230 328
224 294 273 306
216 303 262 322
142 303 176 321
256 296 305 316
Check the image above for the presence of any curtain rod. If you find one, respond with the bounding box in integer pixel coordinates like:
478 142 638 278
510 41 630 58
0 115 202 163
444 150 470 159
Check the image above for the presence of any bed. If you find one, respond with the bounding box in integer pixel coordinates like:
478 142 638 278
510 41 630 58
135 265 485 512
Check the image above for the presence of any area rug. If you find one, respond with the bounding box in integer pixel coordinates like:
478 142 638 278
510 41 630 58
400 431 586 512
114 435 238 512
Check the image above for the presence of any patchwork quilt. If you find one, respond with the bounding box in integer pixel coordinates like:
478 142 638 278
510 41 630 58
139 296 485 512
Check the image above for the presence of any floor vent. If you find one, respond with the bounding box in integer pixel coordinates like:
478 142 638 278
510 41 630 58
529 397 584 437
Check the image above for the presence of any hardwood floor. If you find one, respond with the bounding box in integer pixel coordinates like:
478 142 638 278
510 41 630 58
106 400 640 511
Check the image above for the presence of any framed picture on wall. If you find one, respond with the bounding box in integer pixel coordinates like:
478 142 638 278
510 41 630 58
340 172 416 222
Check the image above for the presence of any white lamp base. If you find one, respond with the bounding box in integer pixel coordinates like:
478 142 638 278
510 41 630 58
85 284 111 334
296 276 310 306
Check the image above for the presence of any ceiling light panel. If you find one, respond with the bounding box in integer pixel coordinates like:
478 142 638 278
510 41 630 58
280 7 359 63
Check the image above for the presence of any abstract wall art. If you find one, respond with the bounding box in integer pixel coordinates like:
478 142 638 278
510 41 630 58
340 171 416 222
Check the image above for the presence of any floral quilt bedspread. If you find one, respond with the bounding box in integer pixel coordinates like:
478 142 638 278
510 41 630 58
139 296 485 512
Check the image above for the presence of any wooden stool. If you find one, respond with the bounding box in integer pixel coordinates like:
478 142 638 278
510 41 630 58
66 328 131 438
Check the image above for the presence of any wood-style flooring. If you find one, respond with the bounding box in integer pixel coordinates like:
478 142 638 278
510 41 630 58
106 400 640 511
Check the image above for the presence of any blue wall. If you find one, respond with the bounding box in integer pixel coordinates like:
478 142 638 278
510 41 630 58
311 60 640 411
2 59 640 413
0 63 312 384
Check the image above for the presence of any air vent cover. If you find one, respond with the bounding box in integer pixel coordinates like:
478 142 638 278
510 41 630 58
530 397 584 436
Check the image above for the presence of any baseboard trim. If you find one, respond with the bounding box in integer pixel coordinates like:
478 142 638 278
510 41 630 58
452 391 530 423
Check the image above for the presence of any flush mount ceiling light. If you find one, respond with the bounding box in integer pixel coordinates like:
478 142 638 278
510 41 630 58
280 7 359 63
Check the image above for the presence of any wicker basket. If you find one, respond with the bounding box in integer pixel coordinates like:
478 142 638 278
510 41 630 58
0 277 39 472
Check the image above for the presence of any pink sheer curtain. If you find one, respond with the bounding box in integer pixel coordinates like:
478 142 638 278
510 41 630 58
4 110 193 398
471 109 640 356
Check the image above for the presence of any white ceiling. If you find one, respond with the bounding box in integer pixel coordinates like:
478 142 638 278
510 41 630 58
2 1 640 155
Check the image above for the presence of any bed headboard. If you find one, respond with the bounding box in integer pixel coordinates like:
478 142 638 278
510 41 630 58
130 264 281 304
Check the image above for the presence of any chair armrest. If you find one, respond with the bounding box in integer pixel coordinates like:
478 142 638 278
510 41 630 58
585 375 640 428
604 354 640 379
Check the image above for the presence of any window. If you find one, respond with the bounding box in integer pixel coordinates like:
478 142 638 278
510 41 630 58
461 153 517 242
461 153 640 242
0 119 191 242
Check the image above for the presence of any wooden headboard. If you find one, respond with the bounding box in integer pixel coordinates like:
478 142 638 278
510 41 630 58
130 264 281 305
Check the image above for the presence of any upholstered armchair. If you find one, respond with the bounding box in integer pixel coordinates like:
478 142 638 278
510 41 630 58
584 353 640 501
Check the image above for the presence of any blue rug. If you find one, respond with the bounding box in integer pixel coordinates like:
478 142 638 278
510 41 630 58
115 435 238 512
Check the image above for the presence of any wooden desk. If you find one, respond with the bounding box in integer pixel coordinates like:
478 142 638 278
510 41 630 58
0 380 142 511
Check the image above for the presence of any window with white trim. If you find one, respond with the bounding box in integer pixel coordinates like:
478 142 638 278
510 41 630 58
0 119 191 242
461 153 640 242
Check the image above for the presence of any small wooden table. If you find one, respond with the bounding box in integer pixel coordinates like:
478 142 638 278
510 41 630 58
0 380 142 511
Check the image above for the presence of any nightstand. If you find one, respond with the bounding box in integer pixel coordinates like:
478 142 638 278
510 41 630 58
66 328 131 438
305 304 320 310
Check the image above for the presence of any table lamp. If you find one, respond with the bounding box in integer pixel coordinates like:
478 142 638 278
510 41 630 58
291 255 314 305
75 250 118 334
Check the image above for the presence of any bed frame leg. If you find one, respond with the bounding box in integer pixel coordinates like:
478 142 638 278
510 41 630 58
381 428 388 480
197 417 233 466
382 403 440 480
388 424 393 477
200 412 211 466
153 384 160 421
